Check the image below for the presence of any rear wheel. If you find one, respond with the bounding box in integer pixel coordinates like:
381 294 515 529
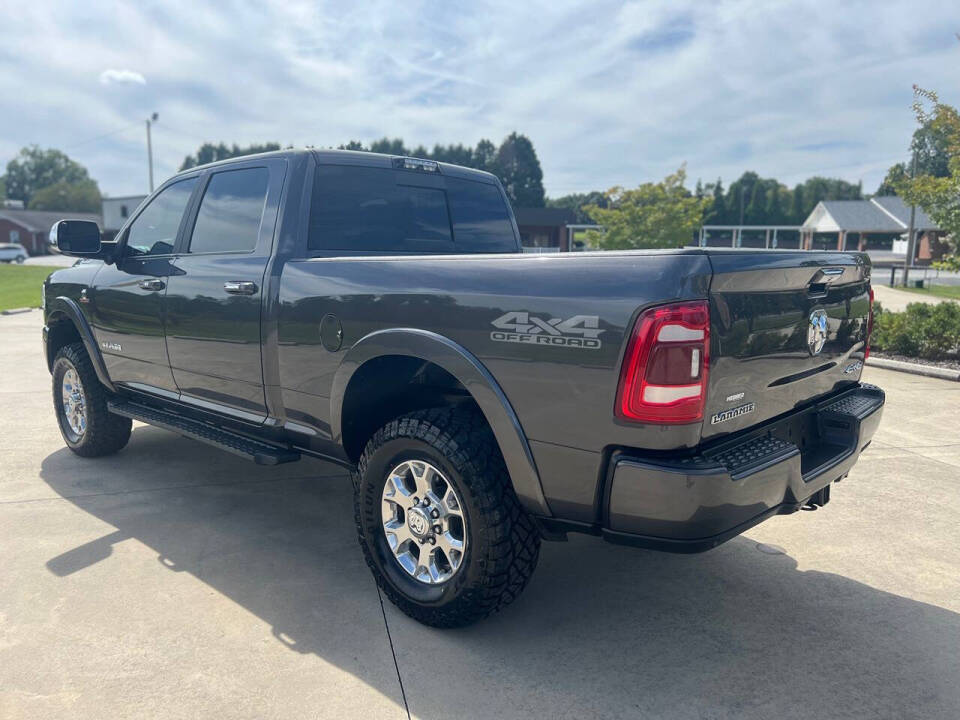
354 407 540 627
52 343 131 457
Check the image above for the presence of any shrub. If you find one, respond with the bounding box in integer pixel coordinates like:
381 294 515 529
872 301 960 360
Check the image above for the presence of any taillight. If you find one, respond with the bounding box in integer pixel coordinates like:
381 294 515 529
865 286 874 360
616 301 710 424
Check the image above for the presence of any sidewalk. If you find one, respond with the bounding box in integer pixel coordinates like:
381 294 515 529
872 283 956 312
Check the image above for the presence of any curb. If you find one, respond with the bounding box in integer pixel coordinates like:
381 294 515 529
866 356 960 381
0 307 35 316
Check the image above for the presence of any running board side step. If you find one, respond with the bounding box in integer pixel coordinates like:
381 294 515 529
107 400 301 465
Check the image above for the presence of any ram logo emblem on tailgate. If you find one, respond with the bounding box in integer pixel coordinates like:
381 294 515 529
808 309 828 356
490 311 603 349
711 402 756 425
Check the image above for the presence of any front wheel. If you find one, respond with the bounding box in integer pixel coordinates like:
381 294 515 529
52 343 131 457
354 407 540 627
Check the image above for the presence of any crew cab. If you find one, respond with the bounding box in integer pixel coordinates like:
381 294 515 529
42 149 883 627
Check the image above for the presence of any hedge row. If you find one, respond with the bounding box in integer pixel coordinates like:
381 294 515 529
871 301 960 360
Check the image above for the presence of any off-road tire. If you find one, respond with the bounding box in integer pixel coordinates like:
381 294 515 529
355 407 540 627
52 342 131 457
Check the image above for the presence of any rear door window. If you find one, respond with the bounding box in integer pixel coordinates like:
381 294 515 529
309 165 452 253
188 167 269 254
446 177 517 252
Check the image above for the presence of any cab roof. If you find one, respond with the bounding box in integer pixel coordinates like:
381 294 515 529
176 148 499 185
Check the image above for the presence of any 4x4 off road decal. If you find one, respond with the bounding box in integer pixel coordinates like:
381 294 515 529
490 311 604 349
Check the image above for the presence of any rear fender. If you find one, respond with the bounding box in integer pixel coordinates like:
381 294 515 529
330 328 551 517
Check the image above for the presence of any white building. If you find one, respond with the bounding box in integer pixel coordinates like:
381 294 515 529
101 195 146 239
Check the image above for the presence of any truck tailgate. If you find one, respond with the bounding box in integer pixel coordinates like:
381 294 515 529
703 251 871 441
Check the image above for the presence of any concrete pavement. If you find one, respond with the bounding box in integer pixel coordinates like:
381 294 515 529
873 283 957 312
2 309 959 719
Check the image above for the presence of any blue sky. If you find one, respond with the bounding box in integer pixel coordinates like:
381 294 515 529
1 0 957 198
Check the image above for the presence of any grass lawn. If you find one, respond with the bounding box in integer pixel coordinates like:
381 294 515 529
0 265 57 312
899 284 960 301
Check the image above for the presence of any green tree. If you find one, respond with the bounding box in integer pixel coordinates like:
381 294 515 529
179 142 282 171
339 140 367 151
29 179 101 213
746 181 768 224
368 138 409 156
473 139 497 172
546 191 608 223
430 143 474 166
791 176 862 220
0 175 5 202
896 86 960 270
707 178 725 223
788 184 805 224
766 184 788 223
490 132 545 207
3 146 91 205
582 167 711 250
876 162 908 196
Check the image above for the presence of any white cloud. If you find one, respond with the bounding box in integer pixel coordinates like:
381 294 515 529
99 68 146 85
1 1 957 198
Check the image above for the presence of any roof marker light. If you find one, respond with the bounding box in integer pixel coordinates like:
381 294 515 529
392 157 440 173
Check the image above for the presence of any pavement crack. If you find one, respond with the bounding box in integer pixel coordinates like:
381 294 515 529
376 584 412 720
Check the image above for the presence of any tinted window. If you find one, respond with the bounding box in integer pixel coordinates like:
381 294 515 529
126 177 197 256
189 168 269 253
309 165 452 252
447 177 517 252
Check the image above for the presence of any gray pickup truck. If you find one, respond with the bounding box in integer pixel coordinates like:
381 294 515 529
43 149 883 627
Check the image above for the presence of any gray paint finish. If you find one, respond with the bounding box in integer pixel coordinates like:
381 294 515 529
42 148 883 547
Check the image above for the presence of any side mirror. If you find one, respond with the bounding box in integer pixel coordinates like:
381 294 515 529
50 220 111 259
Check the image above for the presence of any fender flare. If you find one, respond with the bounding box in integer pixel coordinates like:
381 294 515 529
330 328 551 517
46 296 116 392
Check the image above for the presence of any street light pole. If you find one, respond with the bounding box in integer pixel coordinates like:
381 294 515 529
145 112 158 192
902 149 918 287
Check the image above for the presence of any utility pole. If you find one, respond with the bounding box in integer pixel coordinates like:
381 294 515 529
902 149 918 287
146 112 158 192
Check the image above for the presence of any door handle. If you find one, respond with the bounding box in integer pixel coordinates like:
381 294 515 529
138 278 166 291
223 280 258 295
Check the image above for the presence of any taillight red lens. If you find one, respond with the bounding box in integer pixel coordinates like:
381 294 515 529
616 301 710 424
865 286 874 360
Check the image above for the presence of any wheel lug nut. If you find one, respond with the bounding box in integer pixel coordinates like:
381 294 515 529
429 536 436 545
412 497 419 505
433 525 442 534
431 509 439 518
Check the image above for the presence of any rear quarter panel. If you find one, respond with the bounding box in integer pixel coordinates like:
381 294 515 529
277 251 712 520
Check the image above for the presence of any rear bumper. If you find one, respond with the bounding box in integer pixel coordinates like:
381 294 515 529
600 382 884 553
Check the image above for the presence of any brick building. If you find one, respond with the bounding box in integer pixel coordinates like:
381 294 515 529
0 209 102 256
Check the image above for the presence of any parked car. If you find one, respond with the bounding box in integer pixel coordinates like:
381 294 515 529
0 243 28 263
41 149 884 627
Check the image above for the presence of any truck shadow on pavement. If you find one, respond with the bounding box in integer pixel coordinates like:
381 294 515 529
40 427 960 719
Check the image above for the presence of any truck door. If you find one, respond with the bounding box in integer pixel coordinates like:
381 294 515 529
163 159 285 421
90 176 199 395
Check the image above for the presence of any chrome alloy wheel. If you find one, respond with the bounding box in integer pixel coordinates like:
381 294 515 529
381 460 467 585
61 368 87 437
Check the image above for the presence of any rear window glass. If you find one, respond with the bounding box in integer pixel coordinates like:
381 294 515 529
446 177 517 252
308 165 517 254
308 165 452 253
